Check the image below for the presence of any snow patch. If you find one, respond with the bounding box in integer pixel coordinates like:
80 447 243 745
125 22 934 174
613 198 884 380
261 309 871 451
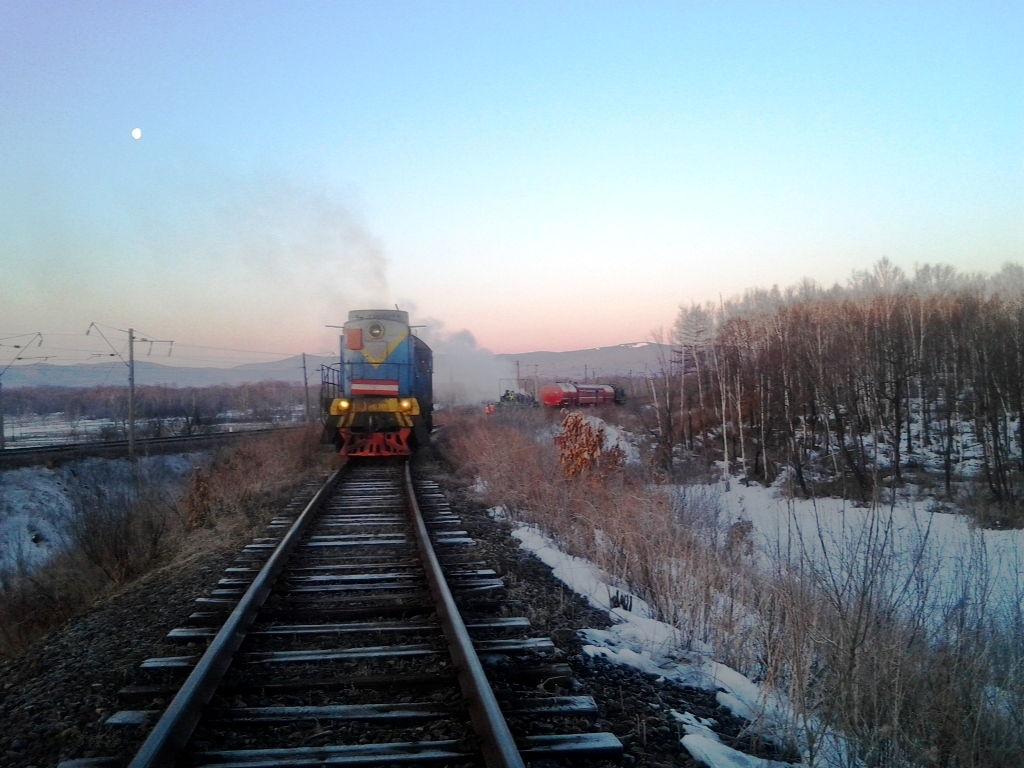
674 704 794 766
0 454 203 572
511 523 800 763
584 416 641 465
718 480 1024 625
681 733 795 768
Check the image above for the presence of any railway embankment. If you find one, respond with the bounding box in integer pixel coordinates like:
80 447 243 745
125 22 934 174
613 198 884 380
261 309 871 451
0 425 305 471
0 426 330 658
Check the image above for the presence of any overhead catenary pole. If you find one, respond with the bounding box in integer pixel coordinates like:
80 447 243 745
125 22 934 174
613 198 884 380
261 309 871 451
128 328 135 458
323 323 346 370
302 353 310 423
0 332 46 451
87 323 172 460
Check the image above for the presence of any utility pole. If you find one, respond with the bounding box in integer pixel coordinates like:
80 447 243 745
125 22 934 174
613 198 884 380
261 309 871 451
302 353 310 423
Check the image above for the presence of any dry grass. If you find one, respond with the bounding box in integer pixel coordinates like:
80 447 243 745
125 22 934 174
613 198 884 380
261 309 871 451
0 426 331 657
182 425 327 533
441 410 1024 767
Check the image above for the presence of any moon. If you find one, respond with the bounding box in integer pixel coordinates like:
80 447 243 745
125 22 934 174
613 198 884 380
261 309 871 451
131 128 142 140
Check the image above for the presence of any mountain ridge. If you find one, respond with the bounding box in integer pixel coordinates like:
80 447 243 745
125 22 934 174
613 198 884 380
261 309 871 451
2 342 669 389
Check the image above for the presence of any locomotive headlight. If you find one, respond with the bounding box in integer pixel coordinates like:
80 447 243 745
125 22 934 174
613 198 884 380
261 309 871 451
329 398 352 416
399 399 412 411
368 322 385 339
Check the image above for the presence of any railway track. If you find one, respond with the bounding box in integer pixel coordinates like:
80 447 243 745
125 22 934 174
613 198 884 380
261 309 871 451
59 460 622 767
0 426 303 470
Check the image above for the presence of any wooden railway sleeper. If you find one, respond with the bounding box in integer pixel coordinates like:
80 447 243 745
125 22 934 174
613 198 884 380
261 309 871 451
61 462 622 768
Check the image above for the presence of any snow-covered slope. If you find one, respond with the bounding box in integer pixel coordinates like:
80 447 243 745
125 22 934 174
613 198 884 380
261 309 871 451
0 454 200 572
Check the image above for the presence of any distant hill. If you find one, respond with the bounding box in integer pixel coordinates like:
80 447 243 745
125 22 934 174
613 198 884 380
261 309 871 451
1 355 335 389
2 342 669 390
496 342 666 380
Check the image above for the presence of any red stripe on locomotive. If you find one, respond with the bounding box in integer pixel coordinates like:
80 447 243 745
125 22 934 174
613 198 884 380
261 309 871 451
350 379 400 396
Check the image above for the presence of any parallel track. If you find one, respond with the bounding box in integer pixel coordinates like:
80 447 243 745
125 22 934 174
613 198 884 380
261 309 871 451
60 461 622 767
0 426 303 469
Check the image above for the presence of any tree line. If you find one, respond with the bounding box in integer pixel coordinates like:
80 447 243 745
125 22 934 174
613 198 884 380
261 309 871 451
640 259 1024 516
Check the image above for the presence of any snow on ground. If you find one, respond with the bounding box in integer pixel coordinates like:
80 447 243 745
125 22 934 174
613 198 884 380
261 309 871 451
547 412 641 465
506 415 1024 763
507 519 802 768
680 731 794 768
2 414 122 447
584 407 1024 623
0 454 201 572
715 479 1024 624
585 415 642 465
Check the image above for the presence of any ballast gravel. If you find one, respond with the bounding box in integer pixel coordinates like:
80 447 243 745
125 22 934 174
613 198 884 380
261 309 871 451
0 551 241 767
0 453 792 768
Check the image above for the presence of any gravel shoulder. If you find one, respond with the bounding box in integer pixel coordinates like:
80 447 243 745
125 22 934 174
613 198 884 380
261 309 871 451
0 547 241 767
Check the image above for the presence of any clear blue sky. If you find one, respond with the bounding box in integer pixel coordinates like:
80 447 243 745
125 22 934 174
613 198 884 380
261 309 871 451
2 1 1021 361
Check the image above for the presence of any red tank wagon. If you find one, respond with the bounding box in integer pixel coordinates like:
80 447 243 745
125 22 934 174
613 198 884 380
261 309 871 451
539 383 622 407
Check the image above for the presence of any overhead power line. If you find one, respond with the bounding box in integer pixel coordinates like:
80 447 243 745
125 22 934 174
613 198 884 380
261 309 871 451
87 323 173 459
1 332 45 450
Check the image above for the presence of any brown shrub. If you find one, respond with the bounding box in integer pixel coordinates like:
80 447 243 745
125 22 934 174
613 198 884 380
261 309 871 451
0 548 101 654
66 475 175 584
179 425 330 537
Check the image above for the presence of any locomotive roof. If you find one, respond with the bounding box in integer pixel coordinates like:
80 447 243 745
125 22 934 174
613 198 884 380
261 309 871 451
348 309 409 323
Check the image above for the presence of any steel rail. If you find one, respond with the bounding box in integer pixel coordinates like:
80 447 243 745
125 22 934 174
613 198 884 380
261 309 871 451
126 467 343 768
0 425 305 468
403 462 526 768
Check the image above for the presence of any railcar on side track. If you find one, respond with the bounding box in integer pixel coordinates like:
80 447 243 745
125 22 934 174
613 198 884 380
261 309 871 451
539 382 625 408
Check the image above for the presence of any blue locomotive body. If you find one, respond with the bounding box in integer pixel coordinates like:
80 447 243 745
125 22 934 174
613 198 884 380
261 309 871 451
322 309 433 456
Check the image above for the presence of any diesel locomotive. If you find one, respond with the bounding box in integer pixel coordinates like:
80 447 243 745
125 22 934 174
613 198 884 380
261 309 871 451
321 309 433 457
